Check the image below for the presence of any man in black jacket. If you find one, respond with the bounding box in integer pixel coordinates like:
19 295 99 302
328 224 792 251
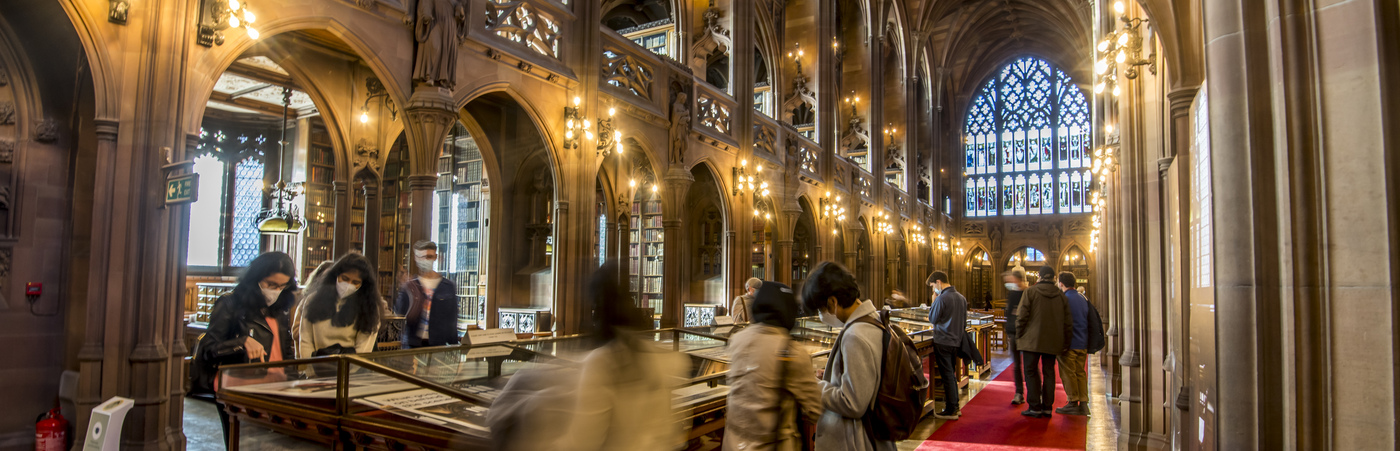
1002 268 1028 405
927 270 967 420
395 241 461 348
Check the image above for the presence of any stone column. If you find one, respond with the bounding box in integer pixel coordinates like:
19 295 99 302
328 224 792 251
402 88 458 247
75 119 120 439
363 183 381 268
660 167 694 328
333 180 351 256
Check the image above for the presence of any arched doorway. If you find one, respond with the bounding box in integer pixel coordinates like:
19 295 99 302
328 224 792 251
1060 245 1091 297
1008 246 1049 283
965 248 993 309
683 163 728 325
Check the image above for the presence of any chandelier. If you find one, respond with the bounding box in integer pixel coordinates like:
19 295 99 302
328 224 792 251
257 87 305 234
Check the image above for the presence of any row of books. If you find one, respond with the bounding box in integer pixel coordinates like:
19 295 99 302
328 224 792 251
629 277 664 294
304 245 334 266
308 166 334 185
305 189 332 207
630 215 664 229
630 242 663 256
631 200 662 215
629 259 663 276
304 222 335 240
309 145 335 166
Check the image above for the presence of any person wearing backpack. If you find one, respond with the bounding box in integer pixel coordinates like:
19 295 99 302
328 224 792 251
800 262 903 451
1014 266 1074 418
724 281 823 451
926 270 967 420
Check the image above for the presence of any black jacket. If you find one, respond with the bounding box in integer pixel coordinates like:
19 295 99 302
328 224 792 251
395 277 461 347
1086 300 1106 354
191 294 294 393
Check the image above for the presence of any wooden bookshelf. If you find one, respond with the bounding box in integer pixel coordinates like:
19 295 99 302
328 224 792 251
630 198 664 314
379 140 412 300
435 131 489 327
301 122 335 281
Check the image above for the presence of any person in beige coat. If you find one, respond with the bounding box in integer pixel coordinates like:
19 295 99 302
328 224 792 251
730 277 763 323
1013 266 1073 417
724 281 823 451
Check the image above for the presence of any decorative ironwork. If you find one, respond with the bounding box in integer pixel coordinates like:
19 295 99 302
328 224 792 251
486 0 561 59
696 92 731 135
603 49 654 100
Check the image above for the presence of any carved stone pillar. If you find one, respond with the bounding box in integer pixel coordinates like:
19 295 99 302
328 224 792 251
402 87 458 247
363 183 381 267
660 167 694 328
75 119 120 438
333 180 352 257
406 175 437 249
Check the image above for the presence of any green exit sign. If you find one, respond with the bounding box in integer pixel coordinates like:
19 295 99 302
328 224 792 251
166 173 199 205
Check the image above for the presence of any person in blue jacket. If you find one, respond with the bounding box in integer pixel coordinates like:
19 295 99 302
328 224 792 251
394 240 460 348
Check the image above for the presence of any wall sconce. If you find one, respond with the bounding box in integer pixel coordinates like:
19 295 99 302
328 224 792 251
752 197 774 222
359 76 397 124
874 211 894 235
197 0 259 47
565 97 622 157
820 190 847 235
843 91 861 116
732 158 769 197
910 224 927 245
597 107 621 156
1095 0 1155 85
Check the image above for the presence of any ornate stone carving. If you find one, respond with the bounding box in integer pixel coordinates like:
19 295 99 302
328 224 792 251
0 247 9 298
109 0 130 24
839 116 870 159
669 92 691 165
834 164 847 188
0 64 9 86
413 0 467 89
486 0 561 59
0 139 12 163
1066 219 1088 233
517 61 533 73
1009 221 1040 234
783 137 800 184
754 122 776 155
353 138 381 173
0 186 9 210
603 49 654 100
963 222 986 236
34 119 58 143
989 225 1004 252
690 6 732 72
1047 223 1062 252
797 144 816 174
695 92 730 135
356 0 377 10
0 102 14 125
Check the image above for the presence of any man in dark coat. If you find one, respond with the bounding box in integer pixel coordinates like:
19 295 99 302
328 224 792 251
1014 266 1073 418
927 270 967 420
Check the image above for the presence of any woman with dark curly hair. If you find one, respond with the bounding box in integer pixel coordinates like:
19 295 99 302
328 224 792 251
295 252 384 359
190 251 299 444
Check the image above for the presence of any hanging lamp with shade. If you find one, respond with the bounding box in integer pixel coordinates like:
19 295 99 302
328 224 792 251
257 87 306 234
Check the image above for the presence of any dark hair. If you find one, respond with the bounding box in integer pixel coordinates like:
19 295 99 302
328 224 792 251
1038 266 1056 281
800 261 861 314
302 253 383 334
233 252 299 315
413 240 438 252
1003 268 1026 281
751 281 799 330
926 270 950 285
305 260 335 287
588 260 648 344
1057 271 1077 288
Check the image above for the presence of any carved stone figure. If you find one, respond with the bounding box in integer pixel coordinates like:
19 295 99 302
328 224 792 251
1047 223 1062 252
669 92 691 164
0 102 14 125
0 139 12 163
34 119 58 143
413 0 466 89
989 225 1004 252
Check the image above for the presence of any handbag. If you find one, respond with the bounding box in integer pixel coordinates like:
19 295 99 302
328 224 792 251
190 332 249 394
313 343 357 356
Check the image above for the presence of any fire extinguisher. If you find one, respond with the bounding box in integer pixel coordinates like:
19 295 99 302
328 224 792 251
34 408 68 451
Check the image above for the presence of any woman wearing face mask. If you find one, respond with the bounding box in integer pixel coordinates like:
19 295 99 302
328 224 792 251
394 240 460 348
295 253 383 362
190 251 298 445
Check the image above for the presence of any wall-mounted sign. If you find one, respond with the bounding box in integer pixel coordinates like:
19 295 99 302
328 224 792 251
165 173 199 206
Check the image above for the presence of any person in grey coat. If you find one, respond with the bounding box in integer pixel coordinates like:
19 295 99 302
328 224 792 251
800 262 895 451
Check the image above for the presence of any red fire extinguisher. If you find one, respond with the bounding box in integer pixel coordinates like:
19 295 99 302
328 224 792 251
34 408 67 451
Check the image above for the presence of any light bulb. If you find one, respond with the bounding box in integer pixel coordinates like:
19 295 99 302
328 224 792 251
652 184 658 192
756 165 763 172
229 16 240 28
1098 39 1110 52
614 130 621 140
1115 50 1127 64
565 130 573 139
1106 124 1115 134
1095 82 1106 94
754 209 760 216
608 107 616 117
765 213 771 220
741 159 747 167
573 96 581 106
1118 32 1131 47
244 11 256 23
566 119 573 129
583 119 591 129
360 112 369 123
762 189 770 196
1095 59 1108 74
629 179 636 187
617 142 624 154
585 130 594 140
247 27 259 39
836 195 841 202
1113 85 1121 97
1114 1 1125 14
229 0 240 10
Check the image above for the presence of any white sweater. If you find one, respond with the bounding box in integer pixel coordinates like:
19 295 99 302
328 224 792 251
295 298 380 359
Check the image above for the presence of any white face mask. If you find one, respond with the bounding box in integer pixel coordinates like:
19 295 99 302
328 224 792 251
416 258 436 272
1005 282 1022 292
931 285 942 296
336 281 359 299
262 288 281 306
818 309 845 328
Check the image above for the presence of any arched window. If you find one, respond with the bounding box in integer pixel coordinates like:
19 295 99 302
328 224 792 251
186 127 268 269
963 57 1092 216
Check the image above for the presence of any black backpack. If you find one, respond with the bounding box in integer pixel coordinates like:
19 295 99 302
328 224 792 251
845 312 929 441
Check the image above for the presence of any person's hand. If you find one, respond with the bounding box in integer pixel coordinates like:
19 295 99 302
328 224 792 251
245 336 266 361
814 368 825 379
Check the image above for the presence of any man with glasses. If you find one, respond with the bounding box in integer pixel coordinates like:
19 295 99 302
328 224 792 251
394 240 461 348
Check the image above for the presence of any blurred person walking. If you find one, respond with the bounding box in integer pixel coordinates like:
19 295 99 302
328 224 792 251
1002 268 1028 405
724 281 823 451
394 241 460 348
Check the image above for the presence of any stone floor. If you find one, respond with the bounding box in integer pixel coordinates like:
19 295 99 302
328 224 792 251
184 397 323 451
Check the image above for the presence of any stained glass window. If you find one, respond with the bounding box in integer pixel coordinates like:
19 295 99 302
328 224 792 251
962 57 1093 216
230 157 265 267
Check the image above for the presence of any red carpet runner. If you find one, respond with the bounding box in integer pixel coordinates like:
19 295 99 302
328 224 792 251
915 362 1089 451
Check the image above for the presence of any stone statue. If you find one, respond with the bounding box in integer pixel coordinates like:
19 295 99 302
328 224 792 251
990 225 1004 252
1047 224 1062 252
413 0 466 89
669 92 691 164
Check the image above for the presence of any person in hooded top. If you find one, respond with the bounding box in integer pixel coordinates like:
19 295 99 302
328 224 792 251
724 281 824 451
1014 266 1074 418
801 261 894 451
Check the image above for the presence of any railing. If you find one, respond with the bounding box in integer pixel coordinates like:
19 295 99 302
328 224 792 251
694 83 734 137
787 132 821 182
602 47 655 101
855 171 873 200
484 0 562 60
